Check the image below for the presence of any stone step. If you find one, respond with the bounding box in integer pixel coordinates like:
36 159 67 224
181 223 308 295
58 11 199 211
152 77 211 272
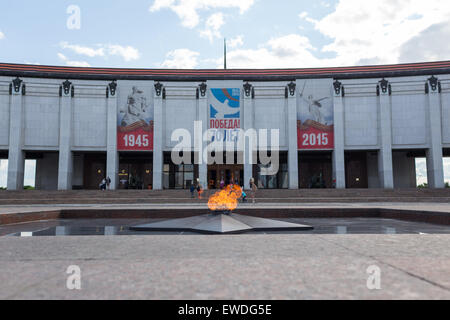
0 189 449 204
1 189 450 196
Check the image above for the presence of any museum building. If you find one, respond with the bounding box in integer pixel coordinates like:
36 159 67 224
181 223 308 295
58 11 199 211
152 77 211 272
0 61 450 190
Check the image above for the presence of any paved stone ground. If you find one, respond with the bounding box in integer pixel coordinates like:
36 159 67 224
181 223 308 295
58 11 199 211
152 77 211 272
0 234 449 299
0 202 449 300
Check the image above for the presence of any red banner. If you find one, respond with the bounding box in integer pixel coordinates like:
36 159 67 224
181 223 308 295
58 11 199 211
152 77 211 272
117 121 153 151
298 120 334 150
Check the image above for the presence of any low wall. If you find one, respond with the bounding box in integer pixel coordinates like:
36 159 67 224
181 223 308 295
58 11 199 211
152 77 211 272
1 207 449 226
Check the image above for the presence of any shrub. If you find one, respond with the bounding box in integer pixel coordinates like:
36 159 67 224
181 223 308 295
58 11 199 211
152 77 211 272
418 183 428 188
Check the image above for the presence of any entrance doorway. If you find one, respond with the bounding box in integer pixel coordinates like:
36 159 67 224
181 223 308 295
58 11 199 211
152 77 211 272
254 152 289 189
83 153 106 190
299 152 332 188
345 151 368 188
208 164 243 189
119 152 153 189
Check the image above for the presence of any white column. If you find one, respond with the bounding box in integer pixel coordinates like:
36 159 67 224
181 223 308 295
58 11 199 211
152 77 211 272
153 83 164 190
332 80 346 189
287 82 299 189
243 83 253 190
197 84 208 189
106 81 118 190
426 76 444 188
377 79 394 189
58 80 73 190
7 77 25 191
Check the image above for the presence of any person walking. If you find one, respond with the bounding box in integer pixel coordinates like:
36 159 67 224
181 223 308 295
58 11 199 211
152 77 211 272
196 178 204 199
241 185 247 203
99 178 107 191
190 183 195 198
106 176 111 190
250 178 257 204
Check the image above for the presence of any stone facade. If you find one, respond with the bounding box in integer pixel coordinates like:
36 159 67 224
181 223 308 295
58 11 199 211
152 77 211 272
0 62 449 190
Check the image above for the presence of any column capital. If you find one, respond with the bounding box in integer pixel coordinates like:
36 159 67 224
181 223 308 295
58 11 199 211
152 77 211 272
333 80 344 97
287 81 296 97
10 77 25 96
60 80 74 97
377 78 391 96
154 82 164 98
426 75 441 94
198 82 207 98
107 80 117 98
243 81 254 99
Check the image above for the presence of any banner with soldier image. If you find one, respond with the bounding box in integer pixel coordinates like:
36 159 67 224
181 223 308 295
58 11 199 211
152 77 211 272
117 84 154 151
297 79 334 150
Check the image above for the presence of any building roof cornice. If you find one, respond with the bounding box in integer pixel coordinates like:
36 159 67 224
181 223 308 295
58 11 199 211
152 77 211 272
1 61 450 81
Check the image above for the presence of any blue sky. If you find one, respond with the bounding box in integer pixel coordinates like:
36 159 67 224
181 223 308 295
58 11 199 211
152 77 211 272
1 0 450 187
0 0 339 68
2 0 450 69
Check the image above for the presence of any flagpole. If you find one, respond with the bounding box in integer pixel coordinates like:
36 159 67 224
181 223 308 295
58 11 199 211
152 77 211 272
224 38 227 70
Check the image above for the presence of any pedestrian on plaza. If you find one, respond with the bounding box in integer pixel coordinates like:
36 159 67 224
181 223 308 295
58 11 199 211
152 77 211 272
106 176 111 190
196 178 204 199
241 185 247 203
99 178 107 191
190 183 195 198
219 179 225 189
250 178 257 204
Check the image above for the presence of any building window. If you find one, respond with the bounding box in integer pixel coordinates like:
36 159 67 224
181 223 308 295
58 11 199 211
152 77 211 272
163 153 197 189
255 153 288 189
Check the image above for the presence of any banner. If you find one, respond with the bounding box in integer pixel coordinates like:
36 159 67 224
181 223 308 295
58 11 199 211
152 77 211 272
297 79 334 150
209 88 241 143
117 84 153 151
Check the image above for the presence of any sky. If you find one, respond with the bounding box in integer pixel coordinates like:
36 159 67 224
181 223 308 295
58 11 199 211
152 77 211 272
1 0 450 187
1 0 450 69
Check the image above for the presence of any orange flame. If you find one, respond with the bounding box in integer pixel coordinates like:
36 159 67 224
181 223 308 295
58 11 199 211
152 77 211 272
208 184 243 212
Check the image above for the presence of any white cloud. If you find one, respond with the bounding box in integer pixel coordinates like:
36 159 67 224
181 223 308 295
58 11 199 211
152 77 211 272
161 48 200 68
312 0 450 65
60 42 104 57
200 12 225 42
298 11 319 25
224 0 450 69
0 31 4 40
228 35 244 48
57 53 68 61
66 60 91 67
57 52 91 67
149 0 255 28
59 42 141 62
107 45 141 62
223 34 322 68
399 22 450 62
